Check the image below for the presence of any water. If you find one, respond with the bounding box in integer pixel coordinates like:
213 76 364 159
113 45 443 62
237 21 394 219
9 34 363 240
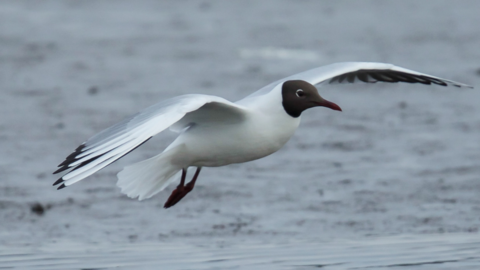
1 233 479 270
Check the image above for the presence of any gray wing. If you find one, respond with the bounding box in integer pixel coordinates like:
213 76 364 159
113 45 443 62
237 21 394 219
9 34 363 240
243 62 472 99
53 94 247 188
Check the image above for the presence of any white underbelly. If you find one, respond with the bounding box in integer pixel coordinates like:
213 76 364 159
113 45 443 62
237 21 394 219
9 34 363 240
169 115 300 167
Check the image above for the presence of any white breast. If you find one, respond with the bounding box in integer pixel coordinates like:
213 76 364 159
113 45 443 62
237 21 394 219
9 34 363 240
169 88 300 167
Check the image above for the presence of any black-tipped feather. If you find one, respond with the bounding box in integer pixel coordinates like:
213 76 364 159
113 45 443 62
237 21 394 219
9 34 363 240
53 178 64 186
369 72 391 83
57 184 66 190
424 76 447 86
337 74 348 83
346 73 356 83
326 69 458 87
54 144 86 174
388 73 417 83
53 165 70 175
53 137 153 189
356 72 370 83
58 144 85 166
68 154 106 173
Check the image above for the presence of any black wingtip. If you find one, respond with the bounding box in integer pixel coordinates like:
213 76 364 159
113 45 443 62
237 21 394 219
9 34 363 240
57 184 66 190
327 70 472 90
56 143 86 168
53 166 70 175
53 178 64 186
54 144 87 175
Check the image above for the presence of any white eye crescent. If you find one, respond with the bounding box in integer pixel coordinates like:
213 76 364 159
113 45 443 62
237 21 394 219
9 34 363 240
296 89 305 97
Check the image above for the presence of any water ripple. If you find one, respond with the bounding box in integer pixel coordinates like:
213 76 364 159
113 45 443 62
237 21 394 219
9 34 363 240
1 233 480 269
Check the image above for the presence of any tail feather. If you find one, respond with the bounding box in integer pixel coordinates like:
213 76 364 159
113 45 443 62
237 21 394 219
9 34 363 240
117 148 182 200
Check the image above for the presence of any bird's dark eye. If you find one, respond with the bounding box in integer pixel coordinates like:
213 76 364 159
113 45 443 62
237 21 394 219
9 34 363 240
296 89 305 98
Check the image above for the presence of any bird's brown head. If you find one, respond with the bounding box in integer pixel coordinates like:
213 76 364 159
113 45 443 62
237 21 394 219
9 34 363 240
281 80 342 118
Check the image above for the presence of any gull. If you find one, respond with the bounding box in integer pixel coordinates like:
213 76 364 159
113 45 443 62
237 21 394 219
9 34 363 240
53 62 472 208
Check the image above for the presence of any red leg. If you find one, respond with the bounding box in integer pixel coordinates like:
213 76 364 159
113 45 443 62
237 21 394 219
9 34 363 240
184 167 201 192
164 167 202 208
164 169 187 208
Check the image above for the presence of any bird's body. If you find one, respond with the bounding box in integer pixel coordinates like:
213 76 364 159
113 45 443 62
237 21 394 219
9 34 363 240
169 111 299 167
168 93 300 168
53 62 472 207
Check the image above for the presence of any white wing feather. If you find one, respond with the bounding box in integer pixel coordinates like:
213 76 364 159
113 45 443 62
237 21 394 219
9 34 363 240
54 94 246 188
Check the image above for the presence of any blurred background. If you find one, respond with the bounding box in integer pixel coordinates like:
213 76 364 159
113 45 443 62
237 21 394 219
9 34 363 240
0 0 479 257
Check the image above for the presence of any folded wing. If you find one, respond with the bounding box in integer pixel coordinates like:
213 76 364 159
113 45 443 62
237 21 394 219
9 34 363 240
53 94 246 189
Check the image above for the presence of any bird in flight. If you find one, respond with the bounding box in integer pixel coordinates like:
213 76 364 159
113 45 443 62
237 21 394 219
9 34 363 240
53 62 472 208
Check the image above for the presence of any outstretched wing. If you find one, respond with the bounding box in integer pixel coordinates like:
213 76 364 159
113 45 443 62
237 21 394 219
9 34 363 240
53 94 247 189
245 62 472 99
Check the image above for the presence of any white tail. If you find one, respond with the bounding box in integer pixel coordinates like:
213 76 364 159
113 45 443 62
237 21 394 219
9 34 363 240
117 147 183 200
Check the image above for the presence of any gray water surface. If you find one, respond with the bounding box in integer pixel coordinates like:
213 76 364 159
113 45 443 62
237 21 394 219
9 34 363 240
1 1 480 269
2 233 479 270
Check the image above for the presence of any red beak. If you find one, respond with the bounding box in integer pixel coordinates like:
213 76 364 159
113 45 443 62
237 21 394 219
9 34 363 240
315 99 342 112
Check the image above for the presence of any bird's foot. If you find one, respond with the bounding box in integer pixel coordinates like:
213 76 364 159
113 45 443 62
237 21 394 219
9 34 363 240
163 184 193 208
